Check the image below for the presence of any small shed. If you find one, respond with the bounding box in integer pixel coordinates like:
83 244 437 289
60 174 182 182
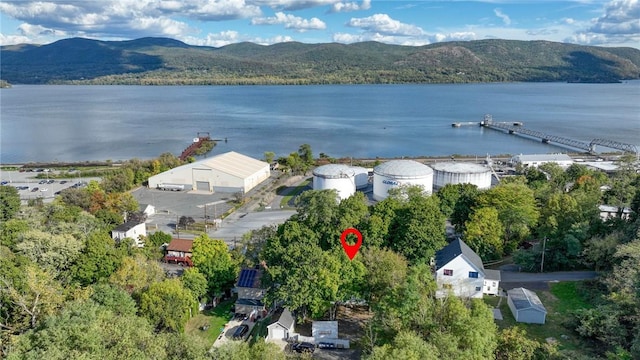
507 287 547 324
140 203 155 216
266 308 295 341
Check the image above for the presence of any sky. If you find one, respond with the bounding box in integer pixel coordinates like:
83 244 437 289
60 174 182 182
0 0 638 48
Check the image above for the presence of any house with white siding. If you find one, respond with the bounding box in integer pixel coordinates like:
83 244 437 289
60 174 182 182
434 238 501 298
111 221 146 247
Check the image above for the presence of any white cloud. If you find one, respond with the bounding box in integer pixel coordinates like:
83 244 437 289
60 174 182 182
249 0 337 11
331 0 370 13
252 34 294 45
333 30 476 46
0 33 32 45
0 0 262 41
251 12 326 32
587 0 640 35
347 14 425 36
563 17 575 25
493 8 511 25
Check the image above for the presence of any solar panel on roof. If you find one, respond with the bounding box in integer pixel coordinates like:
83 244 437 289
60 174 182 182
238 269 257 288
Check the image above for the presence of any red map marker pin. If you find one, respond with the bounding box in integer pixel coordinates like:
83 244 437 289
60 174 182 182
340 228 363 260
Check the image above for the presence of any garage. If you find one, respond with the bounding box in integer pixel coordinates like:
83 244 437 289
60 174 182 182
196 181 210 191
147 151 270 194
507 287 547 324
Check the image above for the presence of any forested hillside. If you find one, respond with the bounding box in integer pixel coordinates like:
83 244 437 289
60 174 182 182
1 37 639 85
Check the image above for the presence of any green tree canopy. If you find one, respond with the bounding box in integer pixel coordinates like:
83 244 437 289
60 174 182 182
191 234 238 295
463 206 505 261
0 185 20 222
476 182 539 253
140 278 196 332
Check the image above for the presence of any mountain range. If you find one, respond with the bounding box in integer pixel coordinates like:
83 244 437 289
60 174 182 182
2 37 640 85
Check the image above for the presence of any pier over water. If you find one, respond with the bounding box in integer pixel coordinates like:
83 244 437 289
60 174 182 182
456 114 638 158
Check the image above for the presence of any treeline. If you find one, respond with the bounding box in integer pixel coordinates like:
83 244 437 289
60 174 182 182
3 38 639 85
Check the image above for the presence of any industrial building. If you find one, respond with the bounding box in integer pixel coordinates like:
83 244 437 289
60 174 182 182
313 164 356 200
350 166 370 189
148 151 270 194
431 162 492 190
373 160 433 201
509 153 574 169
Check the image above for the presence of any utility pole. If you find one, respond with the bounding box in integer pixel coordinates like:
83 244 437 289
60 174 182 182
176 215 180 239
540 238 547 273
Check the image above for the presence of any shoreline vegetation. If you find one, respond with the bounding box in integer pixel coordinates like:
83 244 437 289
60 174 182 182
0 152 615 169
2 38 639 85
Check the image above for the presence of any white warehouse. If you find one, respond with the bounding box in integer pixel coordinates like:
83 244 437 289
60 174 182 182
148 151 270 194
431 162 492 190
510 153 574 169
373 160 434 201
313 164 356 200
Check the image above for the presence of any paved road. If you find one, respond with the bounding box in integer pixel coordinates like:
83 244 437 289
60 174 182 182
500 271 598 283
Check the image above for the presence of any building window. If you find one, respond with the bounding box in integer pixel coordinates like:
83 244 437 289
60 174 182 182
475 286 482 291
469 271 479 278
443 269 453 276
493 282 496 286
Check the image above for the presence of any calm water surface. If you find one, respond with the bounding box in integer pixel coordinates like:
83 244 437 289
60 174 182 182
1 82 638 163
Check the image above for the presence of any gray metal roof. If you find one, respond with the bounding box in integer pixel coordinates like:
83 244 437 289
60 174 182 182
485 269 501 281
435 238 484 272
512 153 572 162
508 287 547 313
431 162 491 174
313 164 355 179
374 160 433 178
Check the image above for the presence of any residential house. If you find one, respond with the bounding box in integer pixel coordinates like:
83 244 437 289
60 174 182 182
599 205 633 221
434 238 501 298
266 308 295 341
507 287 547 324
235 268 267 316
111 220 146 247
164 238 194 266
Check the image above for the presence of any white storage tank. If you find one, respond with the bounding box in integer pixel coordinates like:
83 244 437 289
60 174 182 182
373 160 433 201
350 166 370 190
431 162 492 190
313 164 356 200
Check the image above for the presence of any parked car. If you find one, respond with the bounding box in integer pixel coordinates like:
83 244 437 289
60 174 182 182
317 342 336 349
0 181 8 185
31 187 39 192
40 188 48 192
232 324 249 339
60 180 68 184
47 179 55 184
38 180 47 184
292 342 315 353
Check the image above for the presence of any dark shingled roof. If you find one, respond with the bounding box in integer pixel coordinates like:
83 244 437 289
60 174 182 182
435 238 484 271
113 220 144 232
236 298 264 307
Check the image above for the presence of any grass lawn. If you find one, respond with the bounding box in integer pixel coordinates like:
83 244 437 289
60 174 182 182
185 299 235 345
279 179 311 208
486 281 596 356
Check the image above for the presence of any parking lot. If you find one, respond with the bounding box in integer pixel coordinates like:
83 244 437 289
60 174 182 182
0 169 98 203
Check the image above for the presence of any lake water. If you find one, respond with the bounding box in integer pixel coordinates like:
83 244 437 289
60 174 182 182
1 82 638 163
